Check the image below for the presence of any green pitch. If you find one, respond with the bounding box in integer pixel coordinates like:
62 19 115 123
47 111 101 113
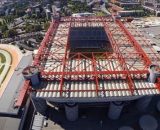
0 53 6 74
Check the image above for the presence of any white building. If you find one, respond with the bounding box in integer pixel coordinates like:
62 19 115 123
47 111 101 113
143 0 160 16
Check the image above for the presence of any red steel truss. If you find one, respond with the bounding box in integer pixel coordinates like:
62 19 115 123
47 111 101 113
14 16 160 107
116 19 151 65
14 20 59 107
34 20 59 66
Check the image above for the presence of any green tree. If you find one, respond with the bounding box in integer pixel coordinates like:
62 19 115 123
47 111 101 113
2 19 6 25
6 29 18 37
25 24 33 33
44 22 50 30
25 24 42 32
0 25 8 33
34 24 42 32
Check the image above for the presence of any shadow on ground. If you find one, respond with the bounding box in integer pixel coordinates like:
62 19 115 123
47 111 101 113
44 96 160 130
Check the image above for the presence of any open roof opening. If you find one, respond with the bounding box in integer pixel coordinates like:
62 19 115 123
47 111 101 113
69 27 113 53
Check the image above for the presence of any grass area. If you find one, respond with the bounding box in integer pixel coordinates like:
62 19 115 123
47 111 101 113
95 11 106 16
0 51 11 87
0 18 3 22
0 53 6 75
0 65 5 75
0 53 6 63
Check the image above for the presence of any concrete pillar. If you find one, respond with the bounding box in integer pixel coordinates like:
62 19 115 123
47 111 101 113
156 100 160 112
108 101 124 120
22 66 40 89
118 126 134 130
136 96 152 112
139 115 158 130
65 103 78 121
148 64 160 83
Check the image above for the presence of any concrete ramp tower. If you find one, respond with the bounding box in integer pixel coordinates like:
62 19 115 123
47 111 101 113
148 64 160 83
22 66 40 88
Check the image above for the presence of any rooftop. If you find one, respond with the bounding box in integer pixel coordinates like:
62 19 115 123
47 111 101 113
19 16 160 103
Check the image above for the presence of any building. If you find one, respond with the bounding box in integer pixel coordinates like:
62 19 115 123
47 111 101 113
52 5 57 14
5 8 9 16
0 7 5 15
111 0 143 16
45 9 51 20
54 1 61 8
112 0 141 9
143 0 160 16
117 10 144 16
14 16 160 123
26 8 32 16
35 8 40 17
118 0 140 9
10 8 15 15
46 4 51 10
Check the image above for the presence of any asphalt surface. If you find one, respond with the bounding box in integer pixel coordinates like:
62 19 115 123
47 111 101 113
0 52 33 114
0 117 21 130
0 52 33 130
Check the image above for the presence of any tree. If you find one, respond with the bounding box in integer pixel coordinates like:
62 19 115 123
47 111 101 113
0 21 2 26
25 24 42 33
0 24 8 33
31 14 36 19
68 1 91 13
34 24 42 32
44 22 50 30
6 29 18 37
36 34 43 42
2 19 6 25
25 24 33 33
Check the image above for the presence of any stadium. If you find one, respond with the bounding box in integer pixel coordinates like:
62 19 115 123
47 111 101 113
15 16 160 122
